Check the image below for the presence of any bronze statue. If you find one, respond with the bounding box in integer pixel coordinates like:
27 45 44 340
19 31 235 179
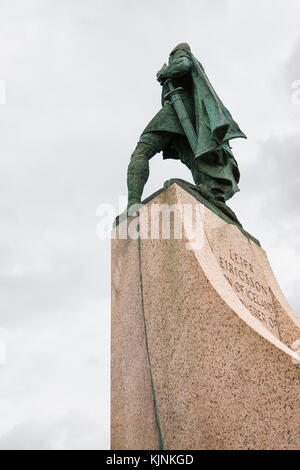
126 43 247 224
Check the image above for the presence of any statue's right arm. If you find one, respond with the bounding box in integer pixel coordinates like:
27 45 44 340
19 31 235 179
161 56 192 80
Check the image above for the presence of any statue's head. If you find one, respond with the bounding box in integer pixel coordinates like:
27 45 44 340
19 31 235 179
169 42 191 62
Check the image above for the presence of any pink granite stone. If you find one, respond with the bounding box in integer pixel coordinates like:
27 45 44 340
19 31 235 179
111 234 160 450
111 183 300 450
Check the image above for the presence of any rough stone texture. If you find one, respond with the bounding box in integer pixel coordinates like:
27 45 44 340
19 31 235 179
111 235 160 450
111 183 300 450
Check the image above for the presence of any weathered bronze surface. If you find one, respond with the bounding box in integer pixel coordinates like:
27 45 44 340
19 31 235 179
126 43 247 223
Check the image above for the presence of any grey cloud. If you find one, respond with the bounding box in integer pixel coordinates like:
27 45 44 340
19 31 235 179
235 134 300 221
285 35 300 85
0 0 299 450
0 413 106 450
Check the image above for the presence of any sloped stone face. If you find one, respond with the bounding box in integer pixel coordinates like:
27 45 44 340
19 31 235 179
205 211 280 338
111 183 300 450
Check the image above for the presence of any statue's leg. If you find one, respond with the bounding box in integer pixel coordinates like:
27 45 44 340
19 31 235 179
127 132 171 210
196 172 231 202
127 147 150 209
187 145 239 203
197 172 242 224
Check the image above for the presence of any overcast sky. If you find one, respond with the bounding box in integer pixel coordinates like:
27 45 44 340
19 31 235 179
0 0 299 450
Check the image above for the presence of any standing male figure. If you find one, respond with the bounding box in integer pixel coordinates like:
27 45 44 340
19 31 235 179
126 43 246 222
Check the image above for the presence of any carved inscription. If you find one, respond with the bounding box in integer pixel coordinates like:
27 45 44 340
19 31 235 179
219 249 278 333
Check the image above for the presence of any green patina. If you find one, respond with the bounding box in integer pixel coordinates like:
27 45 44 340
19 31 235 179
126 42 248 225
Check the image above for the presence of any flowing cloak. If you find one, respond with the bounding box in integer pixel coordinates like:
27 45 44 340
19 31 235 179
140 49 247 192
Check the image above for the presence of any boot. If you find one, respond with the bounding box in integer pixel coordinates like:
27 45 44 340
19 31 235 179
127 156 149 211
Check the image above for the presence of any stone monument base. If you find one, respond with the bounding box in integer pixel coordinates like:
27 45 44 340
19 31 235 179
111 182 300 450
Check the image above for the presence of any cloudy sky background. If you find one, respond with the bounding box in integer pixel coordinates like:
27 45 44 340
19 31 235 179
0 0 299 450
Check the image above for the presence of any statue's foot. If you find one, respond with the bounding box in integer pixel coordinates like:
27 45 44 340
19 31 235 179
113 199 142 228
127 198 142 212
214 200 242 226
196 184 242 226
120 199 142 220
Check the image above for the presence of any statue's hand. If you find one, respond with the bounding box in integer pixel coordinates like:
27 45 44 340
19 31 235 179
156 63 168 85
